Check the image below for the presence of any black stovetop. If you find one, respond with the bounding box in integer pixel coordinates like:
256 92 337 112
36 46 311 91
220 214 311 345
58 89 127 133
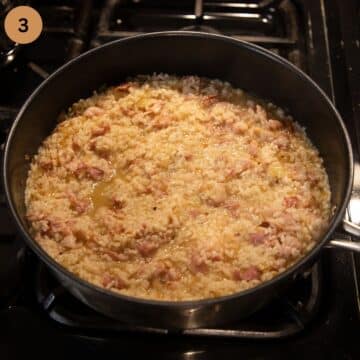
1 1 360 359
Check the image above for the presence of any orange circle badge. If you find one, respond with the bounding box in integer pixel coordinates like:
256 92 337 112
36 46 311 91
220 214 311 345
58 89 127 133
4 6 43 44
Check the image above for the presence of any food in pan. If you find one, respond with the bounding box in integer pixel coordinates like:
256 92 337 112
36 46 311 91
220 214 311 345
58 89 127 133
25 74 331 301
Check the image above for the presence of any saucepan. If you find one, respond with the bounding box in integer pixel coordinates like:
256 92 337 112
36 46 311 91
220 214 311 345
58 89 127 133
3 32 360 329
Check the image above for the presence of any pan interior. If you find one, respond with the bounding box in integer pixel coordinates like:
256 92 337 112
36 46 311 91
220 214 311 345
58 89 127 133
4 33 352 302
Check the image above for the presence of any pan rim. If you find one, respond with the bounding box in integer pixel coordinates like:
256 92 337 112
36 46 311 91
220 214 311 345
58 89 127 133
3 30 354 309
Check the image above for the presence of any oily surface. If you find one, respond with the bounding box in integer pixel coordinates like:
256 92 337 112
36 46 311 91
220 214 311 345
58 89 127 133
25 74 331 300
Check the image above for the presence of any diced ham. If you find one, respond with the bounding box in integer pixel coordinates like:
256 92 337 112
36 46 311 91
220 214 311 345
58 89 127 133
35 216 73 239
248 140 259 156
136 240 159 257
72 136 81 151
39 159 53 171
26 212 45 222
189 253 208 274
102 274 127 290
115 82 133 92
152 262 179 282
249 232 267 246
152 116 172 130
72 163 104 180
189 209 202 219
267 119 283 130
102 249 128 262
233 266 261 281
306 171 321 185
207 250 222 262
52 220 73 235
67 192 89 214
284 196 299 208
227 159 253 178
90 139 111 159
121 107 136 116
85 166 104 181
83 106 104 117
102 274 112 287
91 123 110 137
202 95 218 107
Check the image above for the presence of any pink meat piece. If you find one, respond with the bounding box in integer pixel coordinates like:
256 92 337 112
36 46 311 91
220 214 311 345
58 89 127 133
306 171 321 185
152 116 172 130
267 119 283 130
83 106 104 117
102 249 128 262
39 159 53 171
207 250 222 262
201 95 218 107
136 240 159 257
189 209 202 219
152 263 179 282
249 232 267 246
67 192 89 214
86 166 104 180
227 159 253 178
73 162 104 180
115 82 133 92
189 253 208 274
283 196 299 208
72 137 81 151
233 266 261 281
248 140 259 156
91 123 110 137
102 274 127 290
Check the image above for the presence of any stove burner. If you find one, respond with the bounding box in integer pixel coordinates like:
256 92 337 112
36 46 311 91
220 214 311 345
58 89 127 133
0 237 26 308
179 25 220 34
0 42 19 67
35 261 323 339
0 0 19 68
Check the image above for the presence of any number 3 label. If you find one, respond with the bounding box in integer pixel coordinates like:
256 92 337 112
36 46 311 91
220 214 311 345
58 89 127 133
18 18 29 33
4 6 43 44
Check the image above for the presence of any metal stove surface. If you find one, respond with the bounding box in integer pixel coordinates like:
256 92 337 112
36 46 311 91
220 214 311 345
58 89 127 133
0 0 359 358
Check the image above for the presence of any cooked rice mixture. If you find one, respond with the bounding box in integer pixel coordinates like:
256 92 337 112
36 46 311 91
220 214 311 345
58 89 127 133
25 74 331 301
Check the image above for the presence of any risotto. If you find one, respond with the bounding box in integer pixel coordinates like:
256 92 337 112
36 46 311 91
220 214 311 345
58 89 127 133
25 74 331 301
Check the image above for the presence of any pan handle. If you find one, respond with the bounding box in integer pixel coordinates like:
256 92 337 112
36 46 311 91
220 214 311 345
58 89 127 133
328 219 360 252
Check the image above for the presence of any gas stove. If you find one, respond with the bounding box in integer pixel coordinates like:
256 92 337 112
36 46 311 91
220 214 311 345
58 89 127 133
1 0 359 358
